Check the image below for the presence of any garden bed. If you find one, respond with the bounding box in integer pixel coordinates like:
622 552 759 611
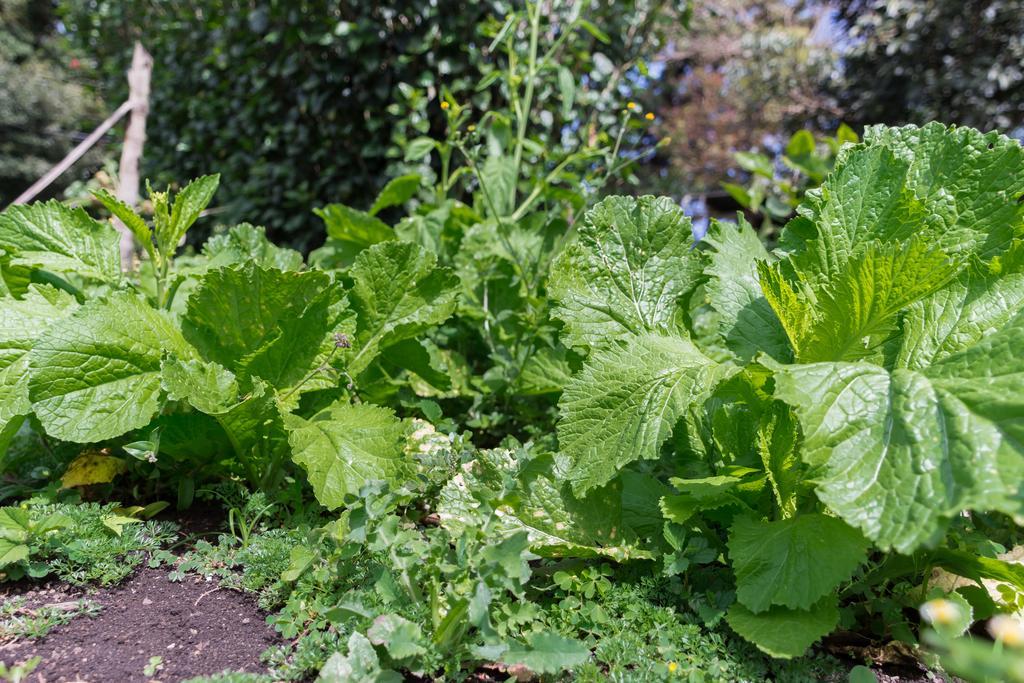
2 567 278 682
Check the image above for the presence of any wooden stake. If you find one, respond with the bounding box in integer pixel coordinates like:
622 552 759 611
9 100 134 207
115 42 152 270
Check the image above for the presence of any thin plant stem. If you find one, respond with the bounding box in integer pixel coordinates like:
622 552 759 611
509 2 542 208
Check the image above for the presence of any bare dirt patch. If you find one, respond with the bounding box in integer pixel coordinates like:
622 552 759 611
1 567 279 682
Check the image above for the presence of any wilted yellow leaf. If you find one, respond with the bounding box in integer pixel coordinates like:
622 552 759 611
61 451 127 489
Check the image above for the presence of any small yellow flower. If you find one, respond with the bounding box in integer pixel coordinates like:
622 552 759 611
467 124 476 132
667 661 678 674
645 112 655 121
440 101 450 110
626 101 637 110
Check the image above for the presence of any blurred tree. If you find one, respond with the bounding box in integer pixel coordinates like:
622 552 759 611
60 0 686 250
636 0 840 197
835 0 1024 134
0 0 102 205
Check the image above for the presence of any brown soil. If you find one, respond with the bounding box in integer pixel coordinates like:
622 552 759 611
1 567 280 682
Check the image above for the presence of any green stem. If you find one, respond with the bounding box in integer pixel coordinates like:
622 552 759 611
438 144 451 203
509 149 603 222
156 257 173 310
163 272 185 310
280 346 341 402
609 110 630 170
154 266 166 309
538 17 577 70
454 140 529 287
509 2 542 209
507 35 520 128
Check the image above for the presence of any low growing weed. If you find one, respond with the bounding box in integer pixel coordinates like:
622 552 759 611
0 501 177 585
0 597 100 642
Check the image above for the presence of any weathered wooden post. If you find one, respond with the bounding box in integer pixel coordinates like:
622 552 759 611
115 42 152 270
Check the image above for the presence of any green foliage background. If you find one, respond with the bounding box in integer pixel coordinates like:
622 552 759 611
60 0 685 250
0 0 101 205
835 0 1024 133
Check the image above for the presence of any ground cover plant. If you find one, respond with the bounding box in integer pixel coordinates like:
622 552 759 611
1 5 1024 679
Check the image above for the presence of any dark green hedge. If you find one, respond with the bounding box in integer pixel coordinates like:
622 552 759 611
1 0 101 205
62 1 681 250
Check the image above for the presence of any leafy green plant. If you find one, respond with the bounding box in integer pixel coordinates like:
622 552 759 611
280 462 598 679
723 125 859 239
143 656 164 677
180 674 272 683
552 122 1024 658
0 170 464 506
310 4 667 447
196 488 275 549
4 15 1024 676
0 597 100 641
0 656 40 683
171 462 842 682
0 505 72 579
0 500 176 584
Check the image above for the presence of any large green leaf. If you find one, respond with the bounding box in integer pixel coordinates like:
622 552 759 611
0 200 121 283
728 514 867 613
311 202 397 270
201 223 303 271
369 174 421 216
438 447 652 561
183 263 350 392
701 217 789 362
0 537 29 568
549 195 703 351
558 333 734 496
515 346 574 396
756 402 803 518
286 401 413 510
347 242 459 375
161 357 240 414
780 144 928 282
897 243 1024 369
762 238 961 362
153 412 233 462
660 476 748 525
802 238 959 361
726 597 839 659
774 312 1024 552
28 292 195 442
500 631 590 674
214 379 290 486
783 124 1024 281
862 123 1024 259
0 285 78 438
315 203 394 247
